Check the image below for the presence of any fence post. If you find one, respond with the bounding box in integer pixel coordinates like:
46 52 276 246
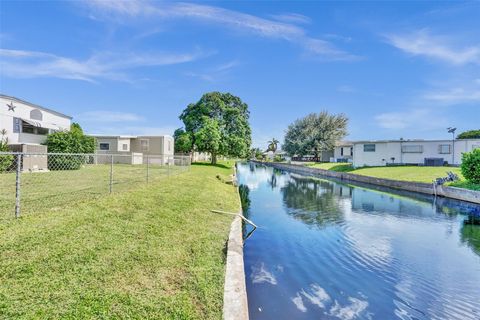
146 155 149 183
15 153 22 218
109 155 113 193
168 156 171 176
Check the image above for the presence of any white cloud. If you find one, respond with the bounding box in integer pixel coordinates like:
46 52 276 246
123 126 176 136
291 283 370 319
300 284 331 309
250 262 277 285
420 78 480 105
270 13 312 24
375 109 448 130
337 85 357 93
77 111 145 122
0 48 207 82
329 297 369 320
292 293 307 312
385 29 480 65
86 125 176 136
186 60 240 82
424 87 480 104
84 0 357 61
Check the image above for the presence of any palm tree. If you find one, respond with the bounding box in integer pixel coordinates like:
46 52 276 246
267 138 279 153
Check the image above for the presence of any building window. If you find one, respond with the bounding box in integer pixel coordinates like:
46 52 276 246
402 145 423 153
364 144 376 152
37 127 49 135
21 121 35 134
340 147 344 156
140 139 149 152
30 109 43 121
350 147 353 156
439 144 451 154
99 143 110 151
21 120 49 135
122 143 128 151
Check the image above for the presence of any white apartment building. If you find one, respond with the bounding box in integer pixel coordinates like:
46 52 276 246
352 139 480 167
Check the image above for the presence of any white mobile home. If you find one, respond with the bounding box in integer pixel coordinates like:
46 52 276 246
352 139 480 167
0 94 72 145
333 141 354 162
91 134 174 164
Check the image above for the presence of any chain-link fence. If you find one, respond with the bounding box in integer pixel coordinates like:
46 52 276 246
0 152 191 219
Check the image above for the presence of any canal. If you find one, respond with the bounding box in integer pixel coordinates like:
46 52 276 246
237 162 480 320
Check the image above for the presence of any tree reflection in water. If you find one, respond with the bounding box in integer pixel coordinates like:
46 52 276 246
461 215 480 256
267 168 284 190
281 174 348 228
239 184 251 216
239 184 257 240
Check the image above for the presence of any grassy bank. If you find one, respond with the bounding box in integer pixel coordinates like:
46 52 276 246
0 162 239 319
306 162 479 190
307 162 354 172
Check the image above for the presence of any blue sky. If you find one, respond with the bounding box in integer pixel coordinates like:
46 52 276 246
1 1 479 149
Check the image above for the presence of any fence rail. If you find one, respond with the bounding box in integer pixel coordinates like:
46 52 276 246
0 152 191 219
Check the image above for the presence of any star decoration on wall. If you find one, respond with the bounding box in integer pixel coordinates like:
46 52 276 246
7 101 16 112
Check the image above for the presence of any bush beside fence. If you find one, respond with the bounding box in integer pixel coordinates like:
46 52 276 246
0 152 191 219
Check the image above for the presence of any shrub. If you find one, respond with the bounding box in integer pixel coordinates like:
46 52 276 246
0 129 13 172
461 149 480 184
44 123 96 170
273 154 284 162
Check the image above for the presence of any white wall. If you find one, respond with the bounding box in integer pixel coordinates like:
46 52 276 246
353 140 480 167
334 146 353 160
162 135 174 156
117 138 130 152
0 96 71 145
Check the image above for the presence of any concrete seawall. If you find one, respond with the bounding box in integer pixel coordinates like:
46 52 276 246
223 215 248 320
223 167 249 320
254 161 480 205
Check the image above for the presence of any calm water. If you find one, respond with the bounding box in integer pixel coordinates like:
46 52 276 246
237 162 480 320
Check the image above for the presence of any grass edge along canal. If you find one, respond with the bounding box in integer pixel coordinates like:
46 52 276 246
0 161 239 319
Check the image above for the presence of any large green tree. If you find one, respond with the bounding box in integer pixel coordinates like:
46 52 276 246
179 92 252 164
193 117 222 158
283 111 348 159
458 129 480 139
173 128 193 154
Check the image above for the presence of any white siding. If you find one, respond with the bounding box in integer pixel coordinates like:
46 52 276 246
0 96 71 145
117 138 130 152
334 146 353 159
162 136 174 156
353 139 480 167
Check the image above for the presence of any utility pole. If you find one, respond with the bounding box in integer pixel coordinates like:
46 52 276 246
400 137 404 164
447 127 457 165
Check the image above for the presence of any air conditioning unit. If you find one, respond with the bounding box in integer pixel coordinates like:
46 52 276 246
424 158 444 166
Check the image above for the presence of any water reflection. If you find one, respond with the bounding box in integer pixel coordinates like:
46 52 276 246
238 162 480 320
462 216 480 255
281 175 345 228
239 184 251 214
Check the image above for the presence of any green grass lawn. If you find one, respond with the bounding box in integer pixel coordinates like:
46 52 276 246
351 166 464 183
306 163 480 190
0 162 239 319
0 164 185 220
308 162 354 172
